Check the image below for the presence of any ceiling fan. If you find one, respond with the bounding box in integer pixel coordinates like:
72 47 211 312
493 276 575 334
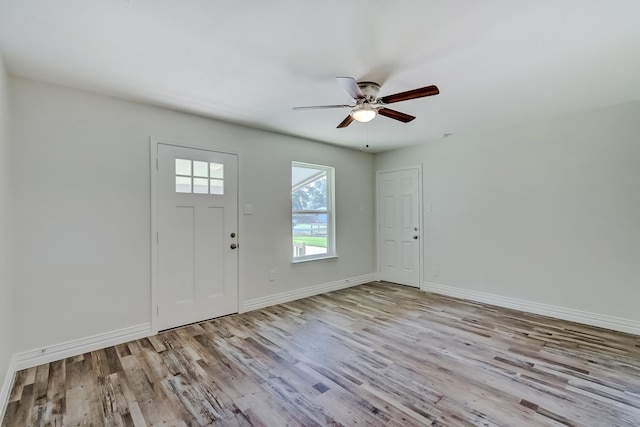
293 77 439 128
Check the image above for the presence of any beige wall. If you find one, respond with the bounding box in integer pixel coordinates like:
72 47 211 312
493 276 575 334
0 55 15 411
376 101 640 325
10 77 375 353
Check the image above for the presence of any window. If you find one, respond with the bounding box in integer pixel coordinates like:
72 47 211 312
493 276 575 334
175 158 224 195
292 162 335 261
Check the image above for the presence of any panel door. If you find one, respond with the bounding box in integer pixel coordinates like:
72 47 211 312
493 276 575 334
377 168 421 287
157 143 238 330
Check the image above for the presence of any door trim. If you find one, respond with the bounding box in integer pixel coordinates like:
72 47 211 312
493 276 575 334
149 137 240 334
375 165 423 287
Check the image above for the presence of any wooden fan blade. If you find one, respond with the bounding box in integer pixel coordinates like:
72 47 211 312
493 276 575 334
378 108 415 123
336 77 365 100
293 104 353 110
337 115 354 128
380 85 439 104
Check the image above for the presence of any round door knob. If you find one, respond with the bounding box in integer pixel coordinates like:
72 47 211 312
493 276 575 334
230 243 238 249
413 235 418 239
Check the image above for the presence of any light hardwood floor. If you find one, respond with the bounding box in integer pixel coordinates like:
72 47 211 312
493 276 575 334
3 282 640 426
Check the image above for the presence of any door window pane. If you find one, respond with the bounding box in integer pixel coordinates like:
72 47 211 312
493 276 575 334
176 176 191 193
193 161 209 178
210 179 224 195
176 158 191 176
210 163 224 179
193 178 208 194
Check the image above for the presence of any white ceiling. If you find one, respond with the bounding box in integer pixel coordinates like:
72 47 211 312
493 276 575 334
1 1 639 152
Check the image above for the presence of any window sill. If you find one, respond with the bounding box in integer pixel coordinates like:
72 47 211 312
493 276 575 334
292 255 338 264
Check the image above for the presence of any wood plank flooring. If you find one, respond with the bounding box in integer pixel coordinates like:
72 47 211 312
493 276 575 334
3 282 640 426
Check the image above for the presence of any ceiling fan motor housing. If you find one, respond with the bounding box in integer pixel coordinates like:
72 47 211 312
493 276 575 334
357 81 381 101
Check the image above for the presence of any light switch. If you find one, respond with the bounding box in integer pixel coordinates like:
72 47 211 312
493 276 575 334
243 204 254 215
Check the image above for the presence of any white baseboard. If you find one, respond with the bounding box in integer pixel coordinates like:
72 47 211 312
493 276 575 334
241 273 377 313
14 323 153 370
0 356 16 423
422 281 640 336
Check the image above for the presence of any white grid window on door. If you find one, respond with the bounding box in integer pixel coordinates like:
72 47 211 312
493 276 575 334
175 158 224 195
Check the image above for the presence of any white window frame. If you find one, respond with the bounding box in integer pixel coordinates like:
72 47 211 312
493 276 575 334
291 161 336 262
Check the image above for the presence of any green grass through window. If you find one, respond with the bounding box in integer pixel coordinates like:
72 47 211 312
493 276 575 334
292 236 327 248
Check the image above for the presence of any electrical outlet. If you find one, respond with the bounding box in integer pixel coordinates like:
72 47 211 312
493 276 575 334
432 267 439 277
269 270 276 281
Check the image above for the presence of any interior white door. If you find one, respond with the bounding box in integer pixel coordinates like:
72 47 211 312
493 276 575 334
377 168 421 287
157 143 238 330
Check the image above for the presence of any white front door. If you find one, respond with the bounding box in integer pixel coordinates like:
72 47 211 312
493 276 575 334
157 143 238 330
377 167 421 287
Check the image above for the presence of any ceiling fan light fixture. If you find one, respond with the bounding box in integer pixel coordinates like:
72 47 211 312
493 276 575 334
351 106 377 123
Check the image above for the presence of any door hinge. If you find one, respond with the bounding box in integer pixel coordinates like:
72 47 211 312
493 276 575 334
156 305 159 316
156 158 158 169
156 232 159 243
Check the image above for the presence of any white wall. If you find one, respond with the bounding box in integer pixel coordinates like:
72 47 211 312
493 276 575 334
0 55 15 409
10 77 375 353
376 101 640 324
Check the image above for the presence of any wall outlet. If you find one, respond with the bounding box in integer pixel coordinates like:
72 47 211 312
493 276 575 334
432 267 439 277
269 270 276 281
243 204 254 215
